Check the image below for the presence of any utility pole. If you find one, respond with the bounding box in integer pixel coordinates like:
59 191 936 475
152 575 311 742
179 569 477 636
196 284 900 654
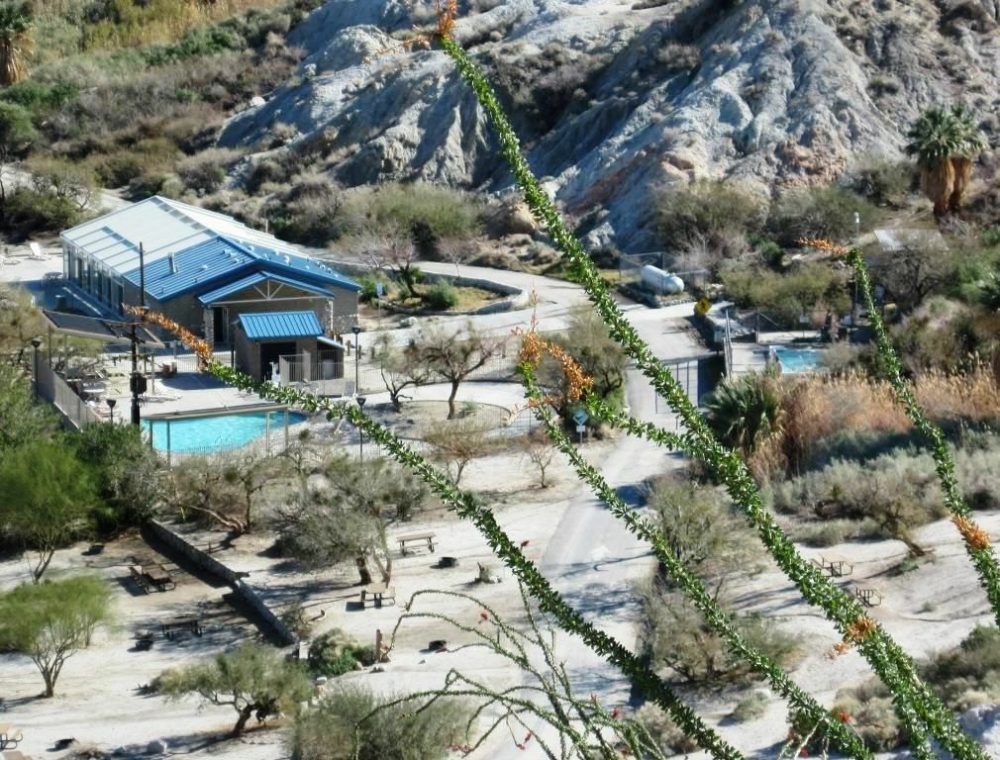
130 243 147 426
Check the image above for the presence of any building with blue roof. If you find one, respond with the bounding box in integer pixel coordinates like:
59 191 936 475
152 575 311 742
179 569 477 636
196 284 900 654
60 196 360 349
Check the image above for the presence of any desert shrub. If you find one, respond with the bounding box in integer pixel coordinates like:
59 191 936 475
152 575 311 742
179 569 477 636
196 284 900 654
306 629 371 677
1 186 81 239
246 151 300 193
766 186 880 246
267 181 351 246
291 686 470 760
720 261 850 326
922 625 1000 710
350 182 483 246
0 80 79 116
656 42 701 72
730 692 769 722
656 180 767 270
645 590 800 685
789 517 882 547
634 703 699 755
789 696 904 753
844 158 914 207
424 281 458 310
176 147 239 194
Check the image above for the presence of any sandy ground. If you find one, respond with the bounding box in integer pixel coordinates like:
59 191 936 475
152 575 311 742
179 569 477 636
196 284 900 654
5 242 1000 758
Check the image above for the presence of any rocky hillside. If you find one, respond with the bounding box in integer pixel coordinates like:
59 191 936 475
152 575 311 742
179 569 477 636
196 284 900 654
217 0 1000 251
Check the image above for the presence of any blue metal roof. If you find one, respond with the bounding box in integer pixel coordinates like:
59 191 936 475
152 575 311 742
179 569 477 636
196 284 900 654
122 235 360 302
238 311 324 341
122 238 255 300
197 271 337 305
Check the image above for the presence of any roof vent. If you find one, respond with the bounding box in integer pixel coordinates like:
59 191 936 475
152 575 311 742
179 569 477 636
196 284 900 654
169 254 177 274
200 264 209 271
283 255 291 265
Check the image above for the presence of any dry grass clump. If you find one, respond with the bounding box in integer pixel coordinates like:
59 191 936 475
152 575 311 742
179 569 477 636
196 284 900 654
751 368 1000 477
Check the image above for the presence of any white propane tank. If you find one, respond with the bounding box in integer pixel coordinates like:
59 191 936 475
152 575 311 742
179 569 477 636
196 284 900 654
640 265 685 294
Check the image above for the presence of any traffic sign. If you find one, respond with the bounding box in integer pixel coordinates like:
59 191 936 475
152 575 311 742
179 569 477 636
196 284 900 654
575 424 586 434
572 409 588 426
375 282 385 297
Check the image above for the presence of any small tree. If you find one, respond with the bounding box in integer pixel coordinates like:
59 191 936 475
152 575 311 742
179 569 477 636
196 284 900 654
374 334 433 411
423 417 493 486
0 360 57 450
169 453 278 535
0 100 34 204
0 1 32 87
544 306 627 421
0 576 112 696
523 427 556 488
353 222 421 299
275 455 427 584
413 323 506 419
704 373 783 459
0 439 98 581
158 643 312 737
71 423 164 533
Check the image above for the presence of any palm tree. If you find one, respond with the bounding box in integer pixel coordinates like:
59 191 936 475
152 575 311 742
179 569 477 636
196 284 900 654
905 105 986 218
0 2 32 87
703 374 782 459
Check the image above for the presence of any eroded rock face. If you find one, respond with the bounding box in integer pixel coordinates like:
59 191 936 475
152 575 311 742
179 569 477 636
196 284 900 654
219 0 1000 250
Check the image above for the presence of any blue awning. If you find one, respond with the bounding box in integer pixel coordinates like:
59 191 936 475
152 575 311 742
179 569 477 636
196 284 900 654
238 311 324 341
198 272 336 305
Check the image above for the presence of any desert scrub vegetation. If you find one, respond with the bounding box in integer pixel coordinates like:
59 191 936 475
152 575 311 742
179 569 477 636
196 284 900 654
656 179 767 274
766 186 880 246
0 0 316 208
720 260 850 327
291 687 471 760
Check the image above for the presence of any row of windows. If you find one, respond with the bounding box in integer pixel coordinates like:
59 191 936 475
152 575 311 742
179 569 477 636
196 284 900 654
64 248 125 313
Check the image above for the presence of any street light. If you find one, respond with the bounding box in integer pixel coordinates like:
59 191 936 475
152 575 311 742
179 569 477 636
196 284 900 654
106 398 116 424
30 337 41 401
356 395 367 462
351 324 361 396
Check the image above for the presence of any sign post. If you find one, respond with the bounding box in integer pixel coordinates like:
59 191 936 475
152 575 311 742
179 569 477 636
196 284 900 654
375 282 385 329
572 409 588 445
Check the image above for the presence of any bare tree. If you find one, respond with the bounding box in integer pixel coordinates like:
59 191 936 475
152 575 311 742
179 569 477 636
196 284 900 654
413 323 507 419
374 334 433 411
423 418 494 486
523 428 557 488
352 222 421 299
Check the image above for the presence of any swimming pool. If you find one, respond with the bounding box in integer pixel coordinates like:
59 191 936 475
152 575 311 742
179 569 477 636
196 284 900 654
771 345 823 374
143 410 308 454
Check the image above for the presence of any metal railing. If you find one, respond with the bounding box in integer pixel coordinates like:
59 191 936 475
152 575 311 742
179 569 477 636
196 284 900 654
35 357 102 429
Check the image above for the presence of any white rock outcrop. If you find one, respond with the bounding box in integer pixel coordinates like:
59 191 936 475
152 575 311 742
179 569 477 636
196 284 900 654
219 0 1000 250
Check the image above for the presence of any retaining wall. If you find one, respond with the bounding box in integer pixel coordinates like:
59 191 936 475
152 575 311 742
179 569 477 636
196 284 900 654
144 520 297 646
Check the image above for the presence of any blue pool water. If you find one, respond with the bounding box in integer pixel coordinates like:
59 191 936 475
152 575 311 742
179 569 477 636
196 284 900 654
143 411 308 453
771 345 823 374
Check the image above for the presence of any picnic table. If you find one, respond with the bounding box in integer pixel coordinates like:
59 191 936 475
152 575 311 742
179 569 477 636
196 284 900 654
161 617 203 639
809 554 853 578
128 564 176 593
855 586 883 608
397 532 436 556
145 563 176 591
0 724 22 750
359 583 396 608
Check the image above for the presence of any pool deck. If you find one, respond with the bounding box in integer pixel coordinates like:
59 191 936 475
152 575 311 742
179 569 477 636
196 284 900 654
729 330 823 376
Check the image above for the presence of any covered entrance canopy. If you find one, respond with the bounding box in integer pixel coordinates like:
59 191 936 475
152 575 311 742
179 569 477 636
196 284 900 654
234 310 325 382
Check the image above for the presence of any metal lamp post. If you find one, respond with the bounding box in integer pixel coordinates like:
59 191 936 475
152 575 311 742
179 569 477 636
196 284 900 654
356 395 367 462
30 337 41 401
106 398 116 424
351 324 361 396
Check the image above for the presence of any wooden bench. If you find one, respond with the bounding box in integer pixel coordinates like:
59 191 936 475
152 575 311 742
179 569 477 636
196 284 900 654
398 532 436 556
359 584 396 608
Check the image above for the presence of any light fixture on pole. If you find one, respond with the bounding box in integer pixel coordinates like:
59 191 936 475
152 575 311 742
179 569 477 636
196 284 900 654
106 397 116 423
30 337 41 401
351 324 361 396
356 395 367 462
